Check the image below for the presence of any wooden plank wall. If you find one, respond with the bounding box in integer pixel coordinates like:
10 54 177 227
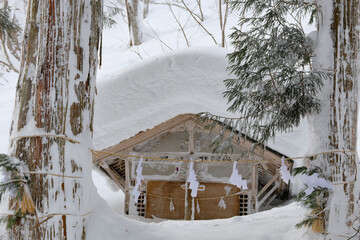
145 181 243 220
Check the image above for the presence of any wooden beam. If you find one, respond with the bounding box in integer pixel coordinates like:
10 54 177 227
93 113 284 166
99 161 126 192
264 193 278 207
257 172 280 199
93 114 196 163
210 123 283 163
258 181 280 208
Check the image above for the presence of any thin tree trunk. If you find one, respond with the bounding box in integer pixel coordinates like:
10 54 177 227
218 0 228 48
6 0 102 239
309 0 360 237
127 0 142 46
143 0 149 19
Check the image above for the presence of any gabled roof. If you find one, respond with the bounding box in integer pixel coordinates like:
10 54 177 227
92 113 285 164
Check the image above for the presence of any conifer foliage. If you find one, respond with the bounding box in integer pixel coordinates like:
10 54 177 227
0 7 18 35
200 0 327 151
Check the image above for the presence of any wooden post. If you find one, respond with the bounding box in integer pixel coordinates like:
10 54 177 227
184 181 192 220
125 157 131 215
251 163 258 213
185 127 196 220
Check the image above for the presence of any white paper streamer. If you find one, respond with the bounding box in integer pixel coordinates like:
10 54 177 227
170 198 175 212
187 161 199 197
229 161 248 189
131 157 144 203
196 200 200 214
279 156 294 183
218 197 226 209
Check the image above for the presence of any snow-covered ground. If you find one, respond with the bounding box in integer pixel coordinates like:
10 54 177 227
88 199 322 240
0 1 321 239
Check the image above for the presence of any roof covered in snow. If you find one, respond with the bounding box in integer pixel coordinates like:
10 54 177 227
93 47 308 157
94 47 234 149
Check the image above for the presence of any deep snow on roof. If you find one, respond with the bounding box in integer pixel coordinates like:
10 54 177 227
93 47 308 158
94 47 234 149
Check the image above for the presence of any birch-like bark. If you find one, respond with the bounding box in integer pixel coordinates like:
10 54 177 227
5 0 102 239
143 0 149 19
127 0 142 46
309 0 360 237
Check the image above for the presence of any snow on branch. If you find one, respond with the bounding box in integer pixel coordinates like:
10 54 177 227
302 173 333 196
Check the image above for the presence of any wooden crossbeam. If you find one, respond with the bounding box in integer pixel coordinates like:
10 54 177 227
257 172 280 198
258 181 280 208
99 161 126 192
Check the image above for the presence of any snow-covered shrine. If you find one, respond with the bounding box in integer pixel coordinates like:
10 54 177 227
92 47 293 220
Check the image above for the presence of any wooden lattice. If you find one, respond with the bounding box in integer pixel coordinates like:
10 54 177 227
135 191 146 217
239 194 248 216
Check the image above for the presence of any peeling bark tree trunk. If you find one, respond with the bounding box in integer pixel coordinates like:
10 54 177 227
309 0 360 238
6 0 102 239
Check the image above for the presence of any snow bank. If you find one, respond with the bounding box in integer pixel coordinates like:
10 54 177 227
88 200 322 240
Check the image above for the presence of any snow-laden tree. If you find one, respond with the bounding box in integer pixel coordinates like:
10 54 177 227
2 0 102 239
201 0 360 238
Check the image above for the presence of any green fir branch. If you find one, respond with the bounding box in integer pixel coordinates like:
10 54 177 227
0 154 32 229
199 0 328 154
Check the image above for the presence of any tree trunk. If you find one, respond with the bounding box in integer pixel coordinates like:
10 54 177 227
143 0 149 19
309 0 360 237
127 0 142 46
5 0 102 239
218 0 228 48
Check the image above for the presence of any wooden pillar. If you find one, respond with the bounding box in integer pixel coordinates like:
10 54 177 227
185 124 196 220
251 163 258 213
125 157 131 215
184 181 192 220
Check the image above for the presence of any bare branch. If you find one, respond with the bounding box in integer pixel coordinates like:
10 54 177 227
196 0 204 21
0 35 18 73
180 0 218 45
144 21 173 50
153 2 203 21
167 1 190 47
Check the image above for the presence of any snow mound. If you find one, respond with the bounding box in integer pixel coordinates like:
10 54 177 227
94 47 234 150
88 201 321 240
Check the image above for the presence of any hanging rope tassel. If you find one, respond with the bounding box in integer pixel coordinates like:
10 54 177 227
169 198 175 212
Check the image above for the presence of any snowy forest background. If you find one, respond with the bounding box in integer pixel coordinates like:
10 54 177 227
0 0 358 239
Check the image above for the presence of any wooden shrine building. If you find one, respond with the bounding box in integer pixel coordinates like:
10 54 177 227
92 114 291 220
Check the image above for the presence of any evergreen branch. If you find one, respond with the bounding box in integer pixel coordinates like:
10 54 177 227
0 154 36 229
292 166 308 176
